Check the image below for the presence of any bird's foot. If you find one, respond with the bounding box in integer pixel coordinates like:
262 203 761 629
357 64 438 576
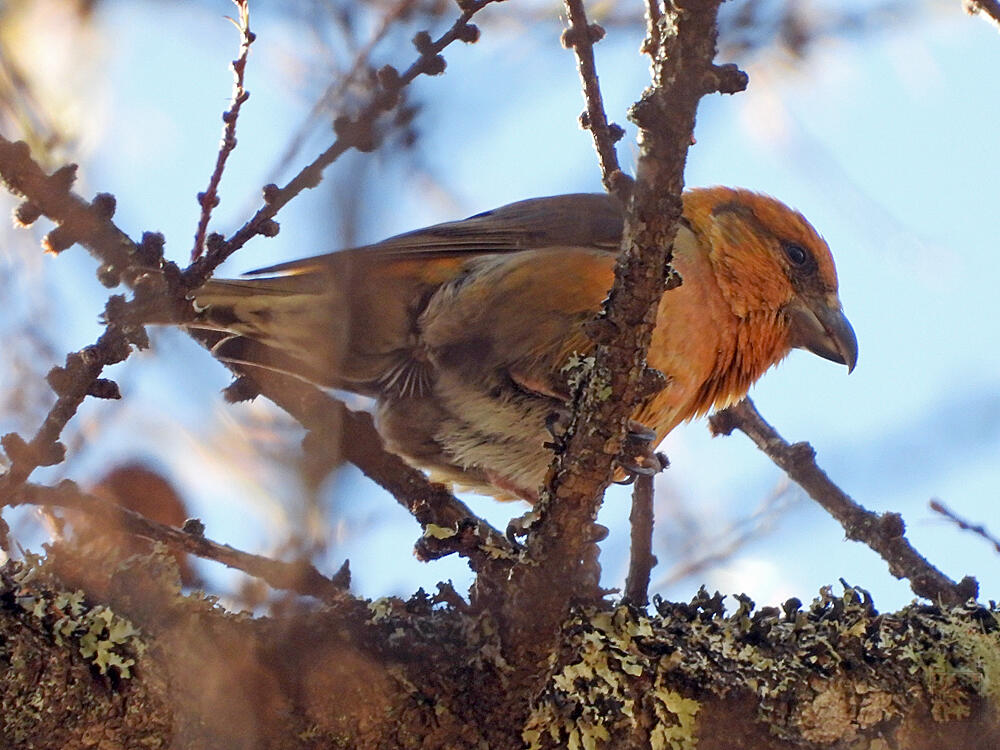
614 420 669 484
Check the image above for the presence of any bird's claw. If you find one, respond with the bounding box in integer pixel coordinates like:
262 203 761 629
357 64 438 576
626 419 656 443
545 409 571 440
615 452 667 480
616 419 668 483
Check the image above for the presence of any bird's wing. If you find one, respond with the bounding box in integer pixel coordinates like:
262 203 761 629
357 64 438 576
417 246 617 405
193 195 624 394
245 193 624 276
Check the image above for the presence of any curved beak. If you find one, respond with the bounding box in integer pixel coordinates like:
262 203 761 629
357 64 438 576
787 294 858 373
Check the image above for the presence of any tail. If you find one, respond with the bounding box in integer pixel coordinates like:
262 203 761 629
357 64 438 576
190 274 350 388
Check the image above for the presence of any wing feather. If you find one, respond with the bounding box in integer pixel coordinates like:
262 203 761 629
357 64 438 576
246 193 624 276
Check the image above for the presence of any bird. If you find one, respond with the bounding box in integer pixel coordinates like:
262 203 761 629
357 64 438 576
190 188 857 502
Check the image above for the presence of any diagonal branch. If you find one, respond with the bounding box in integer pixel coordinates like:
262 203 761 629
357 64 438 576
710 397 976 606
183 0 499 288
0 134 511 582
0 328 132 493
207 366 517 580
0 0 514 574
965 0 1000 29
930 498 1000 555
0 137 162 498
269 0 420 180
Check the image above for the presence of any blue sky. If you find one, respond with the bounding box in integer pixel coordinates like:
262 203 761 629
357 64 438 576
2 0 997 611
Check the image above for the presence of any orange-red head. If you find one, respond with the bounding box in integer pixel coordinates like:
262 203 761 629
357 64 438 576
683 187 857 373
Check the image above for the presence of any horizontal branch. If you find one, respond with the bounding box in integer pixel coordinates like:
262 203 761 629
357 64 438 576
8 480 352 603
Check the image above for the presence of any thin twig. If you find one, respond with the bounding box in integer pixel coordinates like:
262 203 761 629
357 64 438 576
561 0 627 192
269 0 420 181
623 474 657 607
9 481 353 603
710 397 977 606
184 0 498 287
931 499 1000 555
191 0 255 261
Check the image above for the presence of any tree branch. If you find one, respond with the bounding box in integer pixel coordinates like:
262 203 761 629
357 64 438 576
623 473 657 607
0 8 514 582
269 0 421 179
710 397 976 606
505 0 746 659
183 0 499 288
203 367 517 583
965 0 1000 29
191 0 254 261
931 499 1000 555
561 0 629 192
0 328 132 494
8 480 352 603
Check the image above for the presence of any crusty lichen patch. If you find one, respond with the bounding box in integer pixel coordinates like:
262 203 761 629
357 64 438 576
523 585 999 748
523 606 701 750
6 552 145 678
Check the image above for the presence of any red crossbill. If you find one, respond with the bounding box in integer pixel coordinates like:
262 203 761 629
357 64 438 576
192 189 857 501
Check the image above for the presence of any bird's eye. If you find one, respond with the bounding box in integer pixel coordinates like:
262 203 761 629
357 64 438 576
782 242 809 266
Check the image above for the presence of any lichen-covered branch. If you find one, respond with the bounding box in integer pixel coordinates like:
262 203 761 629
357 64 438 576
710 397 976 606
525 588 1000 749
4 553 998 749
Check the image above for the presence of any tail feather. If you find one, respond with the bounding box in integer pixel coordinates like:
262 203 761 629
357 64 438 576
189 275 349 388
210 334 337 387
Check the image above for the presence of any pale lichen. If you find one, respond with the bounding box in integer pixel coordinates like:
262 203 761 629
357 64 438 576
7 553 145 678
523 585 999 747
524 605 700 750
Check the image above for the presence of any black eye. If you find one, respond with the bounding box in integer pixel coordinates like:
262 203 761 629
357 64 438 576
782 241 809 266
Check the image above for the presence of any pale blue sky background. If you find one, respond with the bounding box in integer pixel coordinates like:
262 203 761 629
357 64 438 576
2 0 997 612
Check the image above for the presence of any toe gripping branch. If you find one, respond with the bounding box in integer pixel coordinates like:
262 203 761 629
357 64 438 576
615 420 668 484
